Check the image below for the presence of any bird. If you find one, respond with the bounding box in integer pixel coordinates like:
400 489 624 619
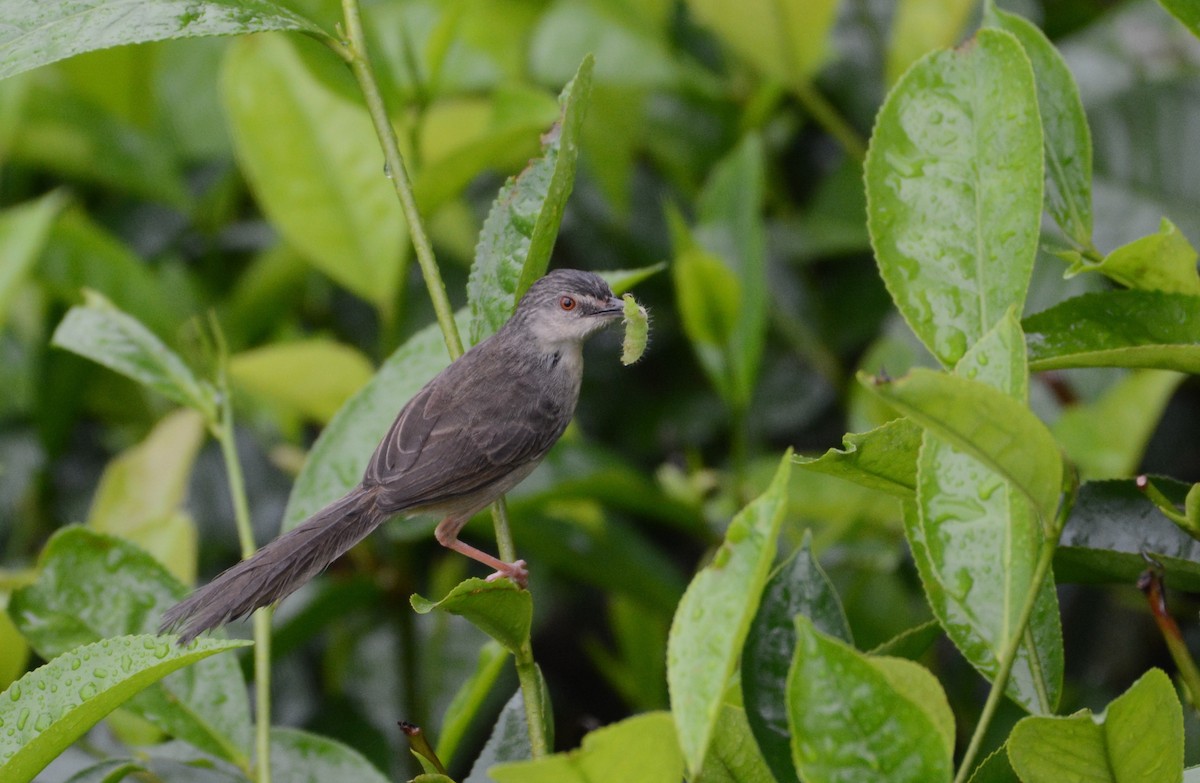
161 269 625 643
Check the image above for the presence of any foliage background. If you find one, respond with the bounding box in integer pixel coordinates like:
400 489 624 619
1 0 1200 780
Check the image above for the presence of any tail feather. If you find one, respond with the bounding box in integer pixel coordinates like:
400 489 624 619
160 486 385 644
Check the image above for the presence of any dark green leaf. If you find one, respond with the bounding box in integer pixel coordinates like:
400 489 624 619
0 0 327 80
464 689 531 783
0 635 248 783
9 527 252 764
436 641 508 765
411 579 531 655
695 703 773 783
794 418 921 496
865 28 1043 367
1055 478 1200 590
743 534 851 783
787 616 954 783
51 293 217 420
967 748 1018 783
668 454 791 775
467 55 594 344
1024 291 1200 373
986 4 1093 247
869 619 943 660
269 727 391 783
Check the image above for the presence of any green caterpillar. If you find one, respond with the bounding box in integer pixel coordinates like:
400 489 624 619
621 293 650 365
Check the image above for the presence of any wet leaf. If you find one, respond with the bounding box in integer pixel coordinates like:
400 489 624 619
793 418 921 496
411 579 531 655
1062 218 1200 295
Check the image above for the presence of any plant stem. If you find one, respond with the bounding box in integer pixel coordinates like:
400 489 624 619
792 80 867 161
216 391 273 783
335 0 464 361
514 644 549 758
490 497 517 564
952 474 1078 783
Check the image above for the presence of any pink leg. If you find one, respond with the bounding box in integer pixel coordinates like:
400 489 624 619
434 517 529 588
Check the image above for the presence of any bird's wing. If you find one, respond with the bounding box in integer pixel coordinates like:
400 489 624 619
364 366 569 513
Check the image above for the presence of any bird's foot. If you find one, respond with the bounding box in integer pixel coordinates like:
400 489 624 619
486 559 529 589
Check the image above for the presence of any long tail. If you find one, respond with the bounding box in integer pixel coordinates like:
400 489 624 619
160 485 385 644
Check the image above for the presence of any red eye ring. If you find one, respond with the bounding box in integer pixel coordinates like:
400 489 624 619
559 295 577 311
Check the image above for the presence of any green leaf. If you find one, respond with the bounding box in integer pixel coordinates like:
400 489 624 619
50 293 217 420
436 641 508 765
230 339 374 424
0 634 248 783
668 453 791 775
528 2 679 89
686 0 838 83
467 54 594 344
0 591 28 692
865 28 1044 367
600 262 667 295
909 313 1062 713
1055 478 1200 591
282 310 467 532
742 534 852 783
1156 0 1200 39
869 619 943 660
223 34 406 311
464 689 531 783
787 616 953 783
0 0 326 80
1024 291 1200 373
0 192 67 325
968 748 1018 783
695 703 774 783
861 366 1064 527
9 527 252 764
1053 370 1183 480
1007 668 1183 783
490 712 683 783
885 0 975 85
269 727 392 783
411 579 531 655
86 409 206 584
794 418 921 497
1063 218 1200 295
671 242 741 402
985 4 1094 248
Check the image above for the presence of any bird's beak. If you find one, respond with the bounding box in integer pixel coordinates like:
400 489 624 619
591 296 625 319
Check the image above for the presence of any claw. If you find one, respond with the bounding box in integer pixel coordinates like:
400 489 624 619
486 559 528 589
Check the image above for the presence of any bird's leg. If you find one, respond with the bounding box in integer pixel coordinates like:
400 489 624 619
434 516 529 588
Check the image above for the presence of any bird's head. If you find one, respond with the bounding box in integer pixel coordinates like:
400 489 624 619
510 269 624 348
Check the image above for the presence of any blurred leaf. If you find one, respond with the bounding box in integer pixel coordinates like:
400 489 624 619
283 310 468 532
87 408 206 584
269 727 391 782
411 579 531 655
985 4 1093 248
886 0 975 85
1024 291 1200 373
1055 478 1200 591
39 209 179 339
910 314 1062 714
869 619 943 660
585 596 669 712
464 689 531 783
436 640 507 765
1054 370 1183 480
0 0 326 80
1062 218 1200 295
0 634 248 783
687 0 837 83
600 262 667 296
0 591 28 692
490 712 683 783
223 34 406 311
9 527 252 763
51 292 217 420
230 338 374 424
865 29 1043 367
8 76 188 205
743 534 851 783
1007 669 1182 783
219 244 310 349
862 367 1064 527
466 54 593 344
1156 0 1200 39
413 88 561 213
0 192 67 325
695 703 773 783
668 453 791 775
794 418 921 497
529 0 679 88
787 616 954 783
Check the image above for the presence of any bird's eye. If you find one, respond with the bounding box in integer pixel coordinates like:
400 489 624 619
559 296 577 311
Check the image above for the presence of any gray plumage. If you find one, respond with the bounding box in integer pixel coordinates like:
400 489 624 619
161 269 623 643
